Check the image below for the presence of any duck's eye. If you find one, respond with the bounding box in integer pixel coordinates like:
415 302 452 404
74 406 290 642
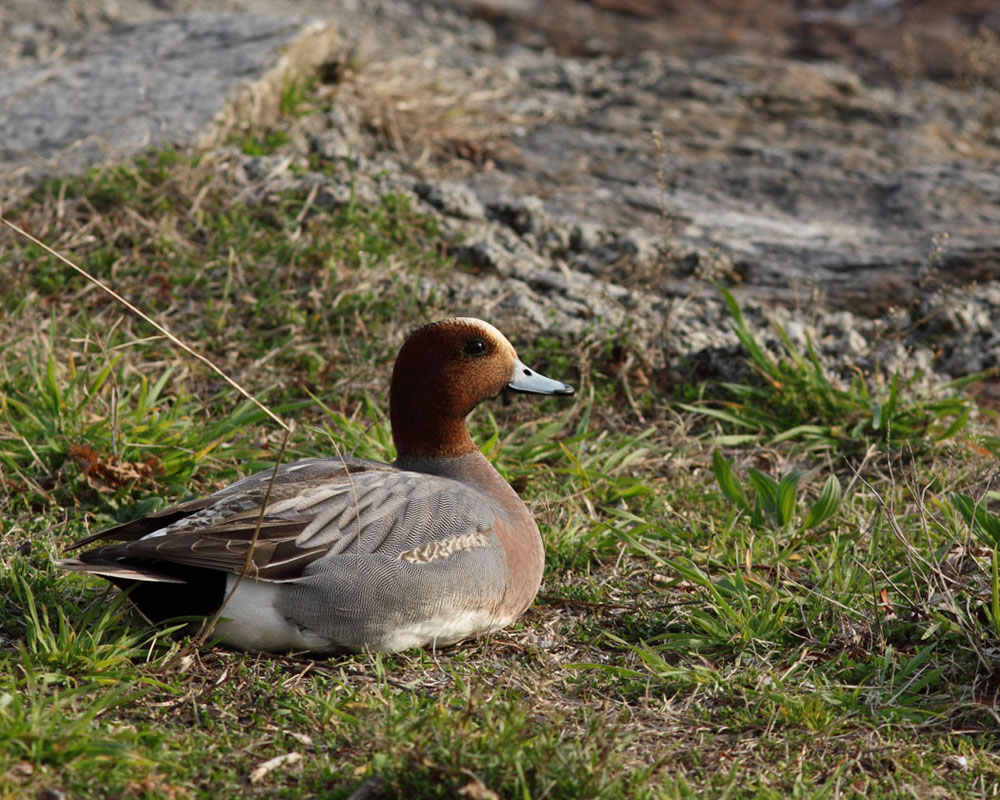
464 338 488 357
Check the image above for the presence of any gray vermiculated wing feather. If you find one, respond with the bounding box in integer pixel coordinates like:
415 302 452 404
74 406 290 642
75 457 500 581
207 457 390 499
148 458 393 537
70 457 392 548
73 458 386 573
292 469 498 556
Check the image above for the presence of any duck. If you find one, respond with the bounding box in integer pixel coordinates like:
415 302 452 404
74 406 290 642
57 317 574 653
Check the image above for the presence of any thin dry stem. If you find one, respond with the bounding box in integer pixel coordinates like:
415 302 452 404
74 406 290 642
196 424 294 647
1 214 289 432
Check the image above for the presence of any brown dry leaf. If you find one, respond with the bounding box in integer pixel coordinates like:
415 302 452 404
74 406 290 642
69 443 161 490
877 587 896 620
70 443 100 474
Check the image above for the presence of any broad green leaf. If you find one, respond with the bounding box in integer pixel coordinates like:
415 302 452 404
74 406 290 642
748 469 779 517
776 470 806 527
993 547 1000 640
135 375 150 416
45 352 62 414
803 475 843 529
146 366 175 408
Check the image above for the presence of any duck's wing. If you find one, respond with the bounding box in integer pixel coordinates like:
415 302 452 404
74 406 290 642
67 457 388 546
60 457 498 583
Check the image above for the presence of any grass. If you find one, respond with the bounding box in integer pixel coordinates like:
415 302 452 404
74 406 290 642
677 287 995 459
2 115 1000 798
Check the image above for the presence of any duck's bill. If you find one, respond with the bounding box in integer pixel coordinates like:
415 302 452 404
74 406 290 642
508 359 575 396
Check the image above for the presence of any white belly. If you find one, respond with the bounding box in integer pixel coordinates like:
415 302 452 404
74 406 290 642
212 577 333 652
373 609 514 652
211 576 514 653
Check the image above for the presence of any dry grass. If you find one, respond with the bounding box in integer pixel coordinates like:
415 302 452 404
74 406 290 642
345 55 533 173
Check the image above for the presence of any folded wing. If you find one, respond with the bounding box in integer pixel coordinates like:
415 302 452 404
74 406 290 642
62 457 500 583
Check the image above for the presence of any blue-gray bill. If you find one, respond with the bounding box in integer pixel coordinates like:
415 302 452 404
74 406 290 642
507 359 574 395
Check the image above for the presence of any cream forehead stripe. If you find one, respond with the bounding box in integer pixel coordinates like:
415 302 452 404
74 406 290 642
451 317 517 356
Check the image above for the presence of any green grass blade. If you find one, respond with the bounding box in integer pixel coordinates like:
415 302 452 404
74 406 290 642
712 450 750 513
714 434 762 446
85 354 121 397
675 403 759 430
935 402 971 441
950 492 1000 547
770 424 829 443
717 284 772 374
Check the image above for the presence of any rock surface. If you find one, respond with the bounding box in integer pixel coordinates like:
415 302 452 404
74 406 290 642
2 0 999 387
0 14 337 176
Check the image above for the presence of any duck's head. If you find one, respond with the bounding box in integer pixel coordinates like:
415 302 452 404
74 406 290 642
389 317 574 459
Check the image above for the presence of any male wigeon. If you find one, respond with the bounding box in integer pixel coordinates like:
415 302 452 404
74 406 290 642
58 318 574 653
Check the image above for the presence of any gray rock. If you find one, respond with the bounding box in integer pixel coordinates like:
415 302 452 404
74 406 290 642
841 329 869 358
538 227 571 255
489 195 551 237
312 129 362 166
457 47 1000 312
614 229 666 272
326 104 361 139
570 222 605 252
0 14 338 176
782 320 811 352
415 181 486 221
